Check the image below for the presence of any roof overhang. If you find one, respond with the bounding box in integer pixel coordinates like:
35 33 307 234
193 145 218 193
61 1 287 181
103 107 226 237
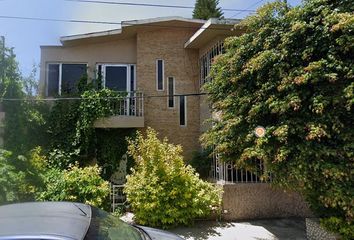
60 17 206 46
184 18 243 49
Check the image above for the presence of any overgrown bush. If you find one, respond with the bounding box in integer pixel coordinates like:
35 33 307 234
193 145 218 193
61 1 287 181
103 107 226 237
37 164 110 209
321 217 354 239
0 147 48 204
124 128 222 229
202 0 354 238
47 88 129 169
0 149 25 204
95 128 136 180
189 149 213 179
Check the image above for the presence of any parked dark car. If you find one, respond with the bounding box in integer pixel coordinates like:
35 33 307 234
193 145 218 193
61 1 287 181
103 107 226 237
0 202 183 240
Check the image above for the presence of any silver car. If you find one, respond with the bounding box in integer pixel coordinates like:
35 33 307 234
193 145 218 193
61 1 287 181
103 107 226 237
0 202 183 240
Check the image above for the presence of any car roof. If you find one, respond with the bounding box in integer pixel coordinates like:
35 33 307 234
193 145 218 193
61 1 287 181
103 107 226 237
0 202 91 240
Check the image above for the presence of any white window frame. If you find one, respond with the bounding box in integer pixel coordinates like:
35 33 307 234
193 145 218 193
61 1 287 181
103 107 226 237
179 95 187 127
96 63 136 92
167 76 175 109
46 62 87 96
156 59 164 91
96 63 136 116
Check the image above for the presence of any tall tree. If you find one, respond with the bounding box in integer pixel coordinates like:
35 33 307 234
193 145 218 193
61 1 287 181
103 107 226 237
0 37 22 99
203 0 354 238
193 0 223 20
0 37 48 155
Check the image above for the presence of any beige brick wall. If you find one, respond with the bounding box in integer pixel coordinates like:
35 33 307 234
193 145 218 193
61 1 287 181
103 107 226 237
221 183 313 220
136 28 201 160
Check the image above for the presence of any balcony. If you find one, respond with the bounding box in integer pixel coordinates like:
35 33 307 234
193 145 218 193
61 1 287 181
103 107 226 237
94 92 144 128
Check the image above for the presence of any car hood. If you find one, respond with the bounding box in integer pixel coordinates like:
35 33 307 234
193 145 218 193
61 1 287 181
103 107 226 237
137 225 184 240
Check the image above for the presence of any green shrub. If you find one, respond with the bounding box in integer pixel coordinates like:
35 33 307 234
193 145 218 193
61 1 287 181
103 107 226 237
18 147 48 201
37 164 110 209
321 217 354 240
0 149 26 204
0 147 48 204
124 128 222 229
189 150 213 179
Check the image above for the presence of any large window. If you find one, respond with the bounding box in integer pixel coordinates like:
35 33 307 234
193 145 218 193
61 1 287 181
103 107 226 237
47 63 87 96
179 95 187 126
168 77 175 108
156 59 164 91
97 64 136 92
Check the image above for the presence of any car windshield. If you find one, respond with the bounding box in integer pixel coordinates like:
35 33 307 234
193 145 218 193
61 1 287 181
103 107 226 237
85 207 144 240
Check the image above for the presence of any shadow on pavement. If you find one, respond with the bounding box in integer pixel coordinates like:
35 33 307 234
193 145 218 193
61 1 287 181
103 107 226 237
170 218 306 240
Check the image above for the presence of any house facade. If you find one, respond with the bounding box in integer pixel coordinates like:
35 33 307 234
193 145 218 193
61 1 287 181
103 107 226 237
39 17 313 219
39 17 241 160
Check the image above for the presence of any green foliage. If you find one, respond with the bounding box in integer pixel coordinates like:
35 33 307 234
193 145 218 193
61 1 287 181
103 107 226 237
74 89 126 156
202 0 354 238
321 217 354 240
193 0 223 20
0 149 25 204
48 99 81 159
0 37 21 99
124 128 222 229
189 149 213 179
1 38 49 156
47 88 130 169
3 99 49 155
96 128 136 180
37 164 110 209
16 147 48 201
0 147 48 204
1 38 130 211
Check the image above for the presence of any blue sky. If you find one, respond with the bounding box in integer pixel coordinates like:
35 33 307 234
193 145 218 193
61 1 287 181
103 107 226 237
0 0 301 76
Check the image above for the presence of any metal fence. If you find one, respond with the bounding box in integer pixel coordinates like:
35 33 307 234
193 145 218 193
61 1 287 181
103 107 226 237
212 153 271 183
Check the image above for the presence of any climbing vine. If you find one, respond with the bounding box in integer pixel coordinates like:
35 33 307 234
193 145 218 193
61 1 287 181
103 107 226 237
47 87 135 173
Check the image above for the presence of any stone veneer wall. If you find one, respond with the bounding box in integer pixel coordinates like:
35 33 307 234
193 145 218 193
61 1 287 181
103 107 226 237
136 27 201 160
221 183 313 220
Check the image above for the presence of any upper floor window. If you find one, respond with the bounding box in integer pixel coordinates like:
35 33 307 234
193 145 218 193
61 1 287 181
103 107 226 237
47 63 87 96
199 41 225 87
179 95 187 127
168 77 175 108
97 64 136 92
156 59 164 91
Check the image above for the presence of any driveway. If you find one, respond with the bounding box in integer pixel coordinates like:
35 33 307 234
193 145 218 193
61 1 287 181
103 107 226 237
170 218 307 240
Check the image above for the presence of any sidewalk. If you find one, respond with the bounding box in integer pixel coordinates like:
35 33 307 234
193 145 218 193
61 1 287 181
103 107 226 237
170 218 307 240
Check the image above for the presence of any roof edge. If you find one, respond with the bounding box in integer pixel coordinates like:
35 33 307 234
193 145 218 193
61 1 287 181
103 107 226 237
121 16 206 27
59 17 206 44
60 29 122 44
184 18 242 49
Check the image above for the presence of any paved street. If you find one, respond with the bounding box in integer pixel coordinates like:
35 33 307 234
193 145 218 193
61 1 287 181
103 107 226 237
170 218 307 240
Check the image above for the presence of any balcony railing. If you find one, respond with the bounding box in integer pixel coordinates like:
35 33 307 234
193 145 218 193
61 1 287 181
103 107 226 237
109 91 144 117
94 91 144 128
